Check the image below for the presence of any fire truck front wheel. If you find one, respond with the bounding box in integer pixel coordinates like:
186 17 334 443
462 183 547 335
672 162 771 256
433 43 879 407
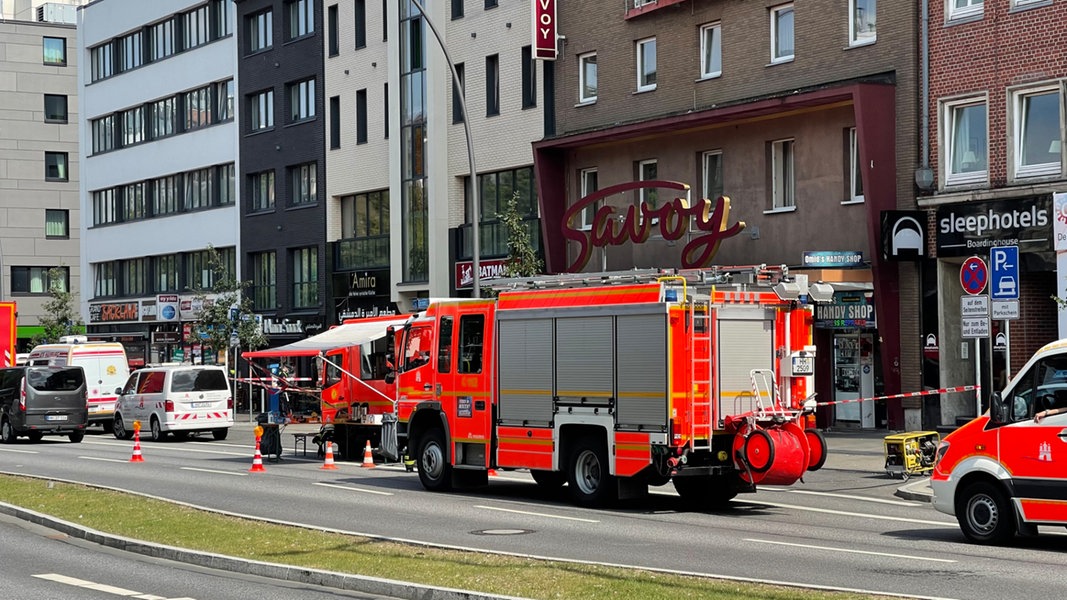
956 481 1015 545
417 428 453 492
568 440 616 507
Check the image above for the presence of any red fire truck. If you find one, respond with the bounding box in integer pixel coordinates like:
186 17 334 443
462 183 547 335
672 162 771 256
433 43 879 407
393 267 829 507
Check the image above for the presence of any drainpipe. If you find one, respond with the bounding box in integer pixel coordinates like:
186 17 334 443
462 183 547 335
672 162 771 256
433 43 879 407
915 0 933 190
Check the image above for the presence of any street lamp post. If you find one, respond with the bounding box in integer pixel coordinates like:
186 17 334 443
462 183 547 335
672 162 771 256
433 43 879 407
408 0 480 297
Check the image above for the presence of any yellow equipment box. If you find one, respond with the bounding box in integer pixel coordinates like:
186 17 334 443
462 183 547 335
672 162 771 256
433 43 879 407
883 431 939 480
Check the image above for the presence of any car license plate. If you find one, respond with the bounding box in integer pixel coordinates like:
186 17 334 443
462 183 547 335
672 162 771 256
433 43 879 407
791 355 814 375
191 402 209 408
46 415 68 421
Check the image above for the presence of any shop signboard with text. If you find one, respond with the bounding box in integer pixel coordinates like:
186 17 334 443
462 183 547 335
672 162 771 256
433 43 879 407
814 293 876 328
936 196 1052 257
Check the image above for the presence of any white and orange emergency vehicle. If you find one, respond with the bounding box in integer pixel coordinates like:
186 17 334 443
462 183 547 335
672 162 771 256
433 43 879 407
27 336 129 433
931 338 1067 544
392 266 830 507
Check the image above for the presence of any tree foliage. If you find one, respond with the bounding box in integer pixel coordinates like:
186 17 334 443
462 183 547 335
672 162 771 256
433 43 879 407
186 246 267 363
500 191 543 278
31 267 85 346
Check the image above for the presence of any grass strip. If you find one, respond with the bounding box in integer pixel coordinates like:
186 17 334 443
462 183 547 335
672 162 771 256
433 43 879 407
0 474 889 600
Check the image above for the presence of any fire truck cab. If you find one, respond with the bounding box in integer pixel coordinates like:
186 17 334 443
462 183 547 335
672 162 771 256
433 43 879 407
395 267 829 508
931 338 1067 543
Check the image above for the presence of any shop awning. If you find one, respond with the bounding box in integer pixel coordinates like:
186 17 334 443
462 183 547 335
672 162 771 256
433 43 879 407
242 316 409 359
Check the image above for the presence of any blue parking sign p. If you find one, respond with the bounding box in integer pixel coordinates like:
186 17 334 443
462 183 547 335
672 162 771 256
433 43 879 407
990 246 1019 300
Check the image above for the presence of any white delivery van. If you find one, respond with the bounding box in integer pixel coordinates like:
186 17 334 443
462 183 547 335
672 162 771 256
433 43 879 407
27 337 130 432
113 364 233 442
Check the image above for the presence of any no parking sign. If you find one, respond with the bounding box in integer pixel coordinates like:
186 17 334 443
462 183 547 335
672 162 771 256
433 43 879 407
960 256 988 295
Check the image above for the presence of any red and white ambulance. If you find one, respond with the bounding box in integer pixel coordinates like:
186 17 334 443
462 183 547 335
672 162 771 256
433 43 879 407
931 338 1067 544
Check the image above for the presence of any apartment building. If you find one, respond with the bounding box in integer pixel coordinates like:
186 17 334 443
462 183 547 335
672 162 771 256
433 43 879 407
0 13 80 351
78 0 238 366
923 0 1067 426
533 0 919 429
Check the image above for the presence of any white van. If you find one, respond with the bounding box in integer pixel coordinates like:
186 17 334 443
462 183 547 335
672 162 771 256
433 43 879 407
113 365 233 442
27 338 130 432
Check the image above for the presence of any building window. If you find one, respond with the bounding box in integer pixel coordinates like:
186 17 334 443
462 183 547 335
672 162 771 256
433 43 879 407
119 31 143 71
702 150 724 202
94 262 117 297
949 0 983 20
124 258 149 296
249 171 275 212
92 115 115 154
848 128 864 202
849 0 876 45
45 152 68 181
46 209 69 238
213 0 232 38
485 0 497 8
42 36 66 66
153 176 180 216
289 79 315 122
486 54 499 116
636 37 656 92
216 79 235 122
187 247 234 290
13 267 68 295
183 168 214 210
43 94 68 123
944 98 987 186
150 19 176 61
293 247 319 308
252 252 277 310
700 23 722 80
465 167 539 257
1013 87 1061 179
452 63 465 123
355 0 367 48
184 86 212 131
290 162 317 205
521 46 536 109
329 96 341 148
328 4 339 56
249 10 273 52
183 4 210 49
384 83 390 139
579 168 598 231
770 138 795 210
251 90 274 131
637 159 658 209
356 89 368 144
121 107 145 147
771 4 794 63
151 97 177 139
288 0 314 39
93 188 119 226
90 43 113 81
339 189 390 269
154 254 180 293
452 0 464 19
125 182 147 221
579 52 597 104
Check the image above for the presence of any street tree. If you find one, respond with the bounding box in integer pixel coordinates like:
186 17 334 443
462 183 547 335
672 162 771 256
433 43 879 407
185 246 267 364
31 267 85 346
500 191 543 278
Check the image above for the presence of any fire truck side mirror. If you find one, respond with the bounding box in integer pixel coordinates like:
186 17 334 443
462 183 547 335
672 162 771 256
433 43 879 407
989 392 1007 424
385 371 396 384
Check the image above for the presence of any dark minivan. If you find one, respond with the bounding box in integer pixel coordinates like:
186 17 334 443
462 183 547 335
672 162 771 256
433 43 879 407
0 366 88 443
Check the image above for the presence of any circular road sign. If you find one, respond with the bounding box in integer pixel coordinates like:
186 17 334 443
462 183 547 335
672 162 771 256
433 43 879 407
960 256 988 295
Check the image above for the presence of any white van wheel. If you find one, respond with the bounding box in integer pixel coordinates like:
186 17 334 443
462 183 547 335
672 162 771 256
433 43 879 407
1 419 17 443
149 417 165 442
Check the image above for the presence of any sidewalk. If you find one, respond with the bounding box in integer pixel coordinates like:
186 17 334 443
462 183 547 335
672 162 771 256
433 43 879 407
821 429 934 502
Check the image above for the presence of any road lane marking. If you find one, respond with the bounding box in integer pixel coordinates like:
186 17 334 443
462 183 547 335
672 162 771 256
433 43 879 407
313 482 393 496
744 538 957 563
769 488 919 506
738 498 953 526
0 448 38 454
180 467 247 477
475 505 600 523
33 573 195 599
78 456 130 463
83 440 248 457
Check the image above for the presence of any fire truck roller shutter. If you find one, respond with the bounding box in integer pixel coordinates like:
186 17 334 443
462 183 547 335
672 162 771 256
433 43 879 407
716 310 774 419
497 318 554 426
555 316 614 403
615 314 668 432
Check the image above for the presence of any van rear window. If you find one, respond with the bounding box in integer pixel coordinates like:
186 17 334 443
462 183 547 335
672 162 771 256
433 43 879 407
27 368 84 391
171 369 228 392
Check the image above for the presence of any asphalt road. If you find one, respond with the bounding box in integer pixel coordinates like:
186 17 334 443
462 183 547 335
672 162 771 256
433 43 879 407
1 425 1065 600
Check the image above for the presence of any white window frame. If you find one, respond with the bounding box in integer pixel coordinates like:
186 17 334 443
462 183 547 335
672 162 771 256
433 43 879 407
948 0 983 21
942 96 988 187
290 78 316 122
696 150 723 231
699 23 722 80
849 0 876 46
578 52 597 104
636 37 657 93
769 138 796 212
770 4 794 64
638 158 658 210
251 90 274 132
1011 0 1045 7
579 168 598 231
846 127 864 203
1011 85 1062 180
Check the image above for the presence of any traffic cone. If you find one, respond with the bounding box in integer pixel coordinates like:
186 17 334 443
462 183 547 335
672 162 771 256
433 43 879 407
129 424 144 463
361 440 376 468
488 468 498 477
249 435 266 473
320 441 338 470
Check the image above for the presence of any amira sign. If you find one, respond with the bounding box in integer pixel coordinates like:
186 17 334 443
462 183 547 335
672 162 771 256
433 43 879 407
561 180 745 272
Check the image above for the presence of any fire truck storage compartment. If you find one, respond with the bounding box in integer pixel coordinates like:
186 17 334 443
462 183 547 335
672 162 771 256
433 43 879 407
716 308 775 421
496 305 668 433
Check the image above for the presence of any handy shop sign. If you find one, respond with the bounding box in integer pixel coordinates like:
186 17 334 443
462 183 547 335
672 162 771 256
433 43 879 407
815 294 876 328
936 196 1051 257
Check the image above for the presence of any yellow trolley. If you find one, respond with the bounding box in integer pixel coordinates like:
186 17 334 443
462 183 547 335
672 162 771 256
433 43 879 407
883 431 939 480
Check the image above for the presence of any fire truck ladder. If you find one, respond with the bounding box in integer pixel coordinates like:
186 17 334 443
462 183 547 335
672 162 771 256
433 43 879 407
750 368 783 418
688 297 713 451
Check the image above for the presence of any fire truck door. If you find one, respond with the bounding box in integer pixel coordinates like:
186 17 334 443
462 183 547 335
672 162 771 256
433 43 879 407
448 313 492 465
399 324 435 406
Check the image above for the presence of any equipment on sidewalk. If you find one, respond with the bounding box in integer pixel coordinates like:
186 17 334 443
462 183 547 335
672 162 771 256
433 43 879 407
883 431 938 480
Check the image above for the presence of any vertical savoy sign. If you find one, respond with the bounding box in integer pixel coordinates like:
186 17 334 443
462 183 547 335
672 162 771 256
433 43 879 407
532 0 557 60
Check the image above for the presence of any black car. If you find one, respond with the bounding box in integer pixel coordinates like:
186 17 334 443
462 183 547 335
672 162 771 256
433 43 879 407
0 366 88 443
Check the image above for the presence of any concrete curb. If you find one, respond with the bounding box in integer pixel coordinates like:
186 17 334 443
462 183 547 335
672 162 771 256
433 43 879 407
894 478 934 503
0 501 526 600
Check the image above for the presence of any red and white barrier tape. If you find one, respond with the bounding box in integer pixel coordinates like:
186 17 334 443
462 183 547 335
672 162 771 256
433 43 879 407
818 385 981 407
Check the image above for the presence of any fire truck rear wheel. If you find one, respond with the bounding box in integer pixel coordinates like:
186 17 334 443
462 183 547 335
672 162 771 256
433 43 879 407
531 469 566 488
956 481 1014 545
568 440 616 507
673 476 737 509
418 429 453 492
